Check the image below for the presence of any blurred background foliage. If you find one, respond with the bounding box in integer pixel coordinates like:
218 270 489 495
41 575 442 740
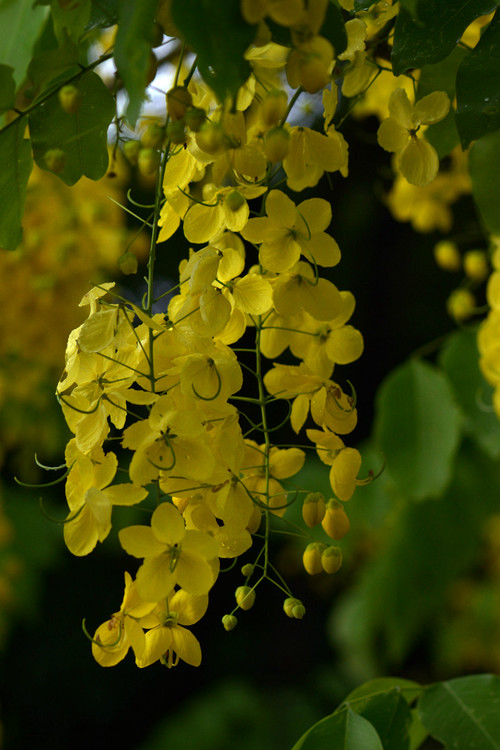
1 5 500 749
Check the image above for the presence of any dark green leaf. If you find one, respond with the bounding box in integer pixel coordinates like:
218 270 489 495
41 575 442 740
321 1 347 57
114 0 158 127
88 0 119 29
291 708 384 750
354 692 413 750
469 129 500 233
172 0 254 106
344 678 423 706
440 329 500 458
0 0 48 87
418 46 467 156
399 0 419 15
456 10 500 147
0 65 16 114
392 0 498 75
29 69 114 185
419 674 500 749
50 0 91 43
27 39 81 100
0 119 33 250
375 358 462 500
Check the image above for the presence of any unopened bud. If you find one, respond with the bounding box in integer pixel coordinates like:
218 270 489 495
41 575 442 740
302 542 326 575
141 122 166 149
225 190 245 212
447 288 476 322
321 499 350 540
283 597 305 619
241 563 254 578
235 585 255 610
123 140 141 165
167 85 192 121
195 122 227 155
463 250 489 282
434 240 461 272
222 614 238 631
166 120 186 145
321 545 343 574
137 147 161 176
302 492 326 528
184 107 206 132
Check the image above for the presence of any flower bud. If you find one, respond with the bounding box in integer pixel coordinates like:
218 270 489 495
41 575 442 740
222 614 238 631
166 120 186 145
123 139 141 165
58 84 82 114
195 122 227 155
263 127 290 163
302 542 326 575
118 251 138 275
167 85 192 121
283 597 305 619
447 288 476 322
141 122 166 150
321 545 343 574
434 240 461 272
184 107 206 132
137 147 161 176
235 585 256 610
302 492 326 528
463 250 489 282
321 499 350 540
44 148 67 173
241 563 254 578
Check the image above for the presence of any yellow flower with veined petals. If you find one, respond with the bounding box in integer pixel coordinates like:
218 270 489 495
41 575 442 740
183 183 266 245
64 441 148 556
91 572 155 667
136 588 209 668
119 501 219 602
241 189 341 273
377 88 450 186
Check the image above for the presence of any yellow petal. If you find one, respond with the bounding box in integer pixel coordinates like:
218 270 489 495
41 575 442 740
413 91 450 125
398 138 439 187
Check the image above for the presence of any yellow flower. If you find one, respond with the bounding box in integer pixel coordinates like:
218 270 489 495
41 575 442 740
241 189 340 273
377 88 450 186
119 501 219 602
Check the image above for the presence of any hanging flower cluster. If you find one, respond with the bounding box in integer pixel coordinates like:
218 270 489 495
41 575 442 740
45 0 456 669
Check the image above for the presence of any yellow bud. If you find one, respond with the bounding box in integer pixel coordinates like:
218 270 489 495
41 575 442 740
58 84 82 114
235 585 256 610
166 85 192 121
263 127 290 162
137 147 161 175
222 614 238 631
166 120 186 144
141 122 166 149
292 603 306 619
241 563 254 577
283 597 300 617
184 107 206 132
195 122 227 155
447 288 476 322
321 545 343 574
321 499 350 540
463 250 489 282
44 148 66 173
302 542 326 575
302 492 326 528
434 240 461 272
123 140 141 165
118 251 138 275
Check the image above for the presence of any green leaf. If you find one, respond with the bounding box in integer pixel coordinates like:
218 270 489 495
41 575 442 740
344 678 423 706
114 0 158 127
375 358 462 500
291 708 384 750
399 0 419 15
440 329 500 458
27 39 81 100
354 692 413 750
321 1 347 57
408 709 429 750
469 129 500 233
0 119 33 250
0 0 48 88
391 0 498 75
88 0 119 29
418 46 468 157
29 69 114 185
172 0 255 106
0 65 16 114
50 0 92 43
456 10 500 147
419 674 500 749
